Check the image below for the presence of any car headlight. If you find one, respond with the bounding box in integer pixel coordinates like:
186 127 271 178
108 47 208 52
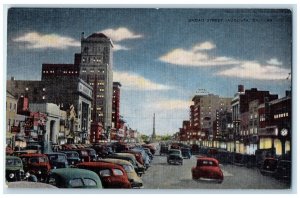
9 173 15 179
54 166 57 169
38 171 42 174
25 172 30 178
72 161 74 164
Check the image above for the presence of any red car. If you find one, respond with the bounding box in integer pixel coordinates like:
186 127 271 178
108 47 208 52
76 161 131 188
19 153 51 182
191 157 223 183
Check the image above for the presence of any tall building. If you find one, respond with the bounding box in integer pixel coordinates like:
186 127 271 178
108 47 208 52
79 32 113 142
191 93 232 146
112 82 121 130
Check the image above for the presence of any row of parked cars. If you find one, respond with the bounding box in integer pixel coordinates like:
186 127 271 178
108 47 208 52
5 142 157 189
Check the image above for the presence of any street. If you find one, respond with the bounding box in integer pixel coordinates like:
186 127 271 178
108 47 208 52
142 154 290 189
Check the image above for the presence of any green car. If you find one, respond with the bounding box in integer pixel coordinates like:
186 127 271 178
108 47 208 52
6 156 25 182
46 168 103 188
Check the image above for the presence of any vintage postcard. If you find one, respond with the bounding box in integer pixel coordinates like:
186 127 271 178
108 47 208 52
5 7 293 192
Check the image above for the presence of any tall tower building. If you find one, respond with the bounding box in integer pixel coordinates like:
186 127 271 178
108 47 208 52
79 32 113 142
152 113 156 141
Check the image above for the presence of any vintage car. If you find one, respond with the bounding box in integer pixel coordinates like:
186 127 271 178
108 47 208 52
45 152 68 169
6 146 14 155
99 158 143 188
191 144 200 155
160 144 169 155
181 148 192 159
191 157 224 183
7 181 58 188
274 159 291 182
143 148 153 161
6 156 26 182
85 148 98 161
260 157 278 176
76 161 131 188
109 153 145 176
167 149 183 165
122 150 144 166
73 149 91 162
47 168 102 188
59 150 81 166
20 153 51 182
170 143 181 150
142 144 156 155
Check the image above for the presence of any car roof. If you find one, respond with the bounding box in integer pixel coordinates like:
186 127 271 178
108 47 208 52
20 153 47 157
50 168 100 180
77 161 124 169
197 157 219 163
99 158 132 166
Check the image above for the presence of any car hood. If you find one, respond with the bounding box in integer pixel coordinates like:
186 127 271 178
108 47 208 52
6 166 23 171
127 172 143 184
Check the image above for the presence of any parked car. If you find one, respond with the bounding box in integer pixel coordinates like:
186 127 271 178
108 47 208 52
6 156 26 182
122 150 144 166
260 157 278 176
131 148 151 168
7 181 58 188
85 148 98 161
59 150 81 166
99 158 143 188
6 146 14 155
73 149 90 162
20 153 51 182
142 144 156 155
143 148 153 160
109 153 145 176
47 168 102 188
76 162 131 188
167 149 183 165
191 157 224 183
181 148 192 159
274 159 291 182
45 153 68 169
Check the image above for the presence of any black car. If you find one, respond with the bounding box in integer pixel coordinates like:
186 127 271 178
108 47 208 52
6 156 26 182
59 151 81 166
45 153 68 169
167 149 183 165
160 145 169 155
260 158 278 176
274 160 291 182
181 148 191 159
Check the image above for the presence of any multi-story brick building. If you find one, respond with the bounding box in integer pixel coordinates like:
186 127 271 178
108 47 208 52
258 92 291 156
231 85 278 154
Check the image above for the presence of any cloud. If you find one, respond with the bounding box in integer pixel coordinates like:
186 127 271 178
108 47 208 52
159 41 239 67
113 44 129 51
193 41 216 51
217 61 290 80
113 71 171 90
152 99 193 110
100 27 143 42
267 58 283 66
13 32 80 49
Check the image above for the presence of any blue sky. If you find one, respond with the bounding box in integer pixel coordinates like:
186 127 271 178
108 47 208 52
6 8 292 135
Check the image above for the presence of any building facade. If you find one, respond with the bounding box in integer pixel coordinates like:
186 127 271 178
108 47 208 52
79 33 113 141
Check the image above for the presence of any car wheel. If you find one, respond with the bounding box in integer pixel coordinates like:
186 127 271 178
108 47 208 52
218 180 223 184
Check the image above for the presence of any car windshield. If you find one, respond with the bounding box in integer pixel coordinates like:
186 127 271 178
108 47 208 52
29 157 48 163
6 158 22 166
49 155 66 162
197 160 216 166
123 165 134 173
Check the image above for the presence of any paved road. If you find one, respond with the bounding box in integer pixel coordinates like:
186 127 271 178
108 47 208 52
142 154 290 189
